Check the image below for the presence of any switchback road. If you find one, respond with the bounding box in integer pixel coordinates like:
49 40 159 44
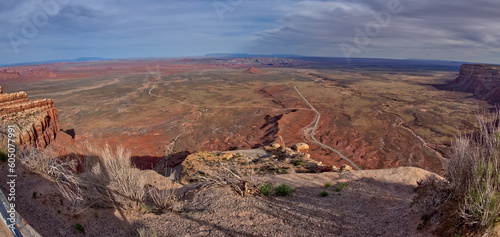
294 86 361 170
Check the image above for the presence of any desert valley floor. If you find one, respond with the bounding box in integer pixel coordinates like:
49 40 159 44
1 58 490 173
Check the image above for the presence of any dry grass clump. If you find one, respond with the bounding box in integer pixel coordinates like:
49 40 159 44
136 227 161 237
146 177 182 212
18 144 147 210
17 142 184 214
75 145 146 209
417 110 500 235
18 148 76 177
414 175 449 211
18 148 82 202
194 160 262 197
448 111 500 233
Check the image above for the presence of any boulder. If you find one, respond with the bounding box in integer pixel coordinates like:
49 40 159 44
283 147 297 156
271 142 281 148
330 165 340 172
292 143 309 153
341 164 353 172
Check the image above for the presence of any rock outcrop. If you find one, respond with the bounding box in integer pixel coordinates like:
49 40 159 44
292 143 309 153
0 86 59 148
243 67 266 74
444 64 500 104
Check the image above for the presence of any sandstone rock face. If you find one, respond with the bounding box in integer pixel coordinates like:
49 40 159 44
0 86 59 148
292 143 309 153
444 64 500 104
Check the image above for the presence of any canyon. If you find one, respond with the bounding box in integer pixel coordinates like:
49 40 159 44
0 58 492 174
0 58 498 237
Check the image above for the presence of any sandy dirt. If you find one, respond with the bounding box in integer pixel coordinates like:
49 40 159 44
0 160 438 237
0 222 11 237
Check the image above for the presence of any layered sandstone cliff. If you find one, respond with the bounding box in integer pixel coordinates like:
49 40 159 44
0 86 59 148
445 64 500 104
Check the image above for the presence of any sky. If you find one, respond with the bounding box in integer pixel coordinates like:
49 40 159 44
0 0 499 65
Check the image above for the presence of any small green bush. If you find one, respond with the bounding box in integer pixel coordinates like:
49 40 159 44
0 149 7 162
274 184 294 196
260 183 273 196
320 190 328 197
142 203 152 212
74 223 85 234
324 182 331 188
293 160 304 166
335 183 348 192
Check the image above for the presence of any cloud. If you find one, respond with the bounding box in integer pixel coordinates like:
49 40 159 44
249 0 500 63
0 0 499 64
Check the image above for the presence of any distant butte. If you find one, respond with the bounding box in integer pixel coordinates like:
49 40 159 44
243 67 266 74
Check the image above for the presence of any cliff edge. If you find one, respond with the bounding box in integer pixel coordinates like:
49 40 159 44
444 64 500 104
0 86 59 148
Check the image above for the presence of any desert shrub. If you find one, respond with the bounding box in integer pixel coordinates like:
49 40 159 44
74 223 85 234
320 190 328 197
440 110 500 234
260 183 273 196
335 183 348 192
147 181 181 212
18 148 76 178
19 148 54 175
274 184 294 196
95 145 145 203
0 149 7 162
22 145 147 210
293 159 304 166
414 175 450 211
16 148 83 206
18 148 82 205
136 227 160 237
0 124 7 162
324 182 331 188
194 161 261 196
77 145 146 208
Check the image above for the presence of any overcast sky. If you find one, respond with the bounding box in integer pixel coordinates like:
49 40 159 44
0 0 499 65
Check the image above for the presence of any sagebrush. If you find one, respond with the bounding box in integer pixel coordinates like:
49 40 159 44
417 110 500 235
447 111 500 232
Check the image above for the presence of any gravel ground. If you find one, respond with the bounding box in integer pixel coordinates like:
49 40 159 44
136 168 437 237
0 162 437 237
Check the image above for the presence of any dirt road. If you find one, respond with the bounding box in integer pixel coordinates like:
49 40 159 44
294 86 361 170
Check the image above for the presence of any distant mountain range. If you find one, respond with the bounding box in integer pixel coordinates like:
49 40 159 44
0 57 109 67
204 53 304 58
0 54 478 69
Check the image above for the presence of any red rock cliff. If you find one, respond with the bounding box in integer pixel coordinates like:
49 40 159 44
445 64 500 104
0 86 59 148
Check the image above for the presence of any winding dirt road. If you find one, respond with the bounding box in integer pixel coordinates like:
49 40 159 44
294 86 361 170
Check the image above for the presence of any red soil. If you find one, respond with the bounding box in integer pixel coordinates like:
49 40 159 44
2 59 446 173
